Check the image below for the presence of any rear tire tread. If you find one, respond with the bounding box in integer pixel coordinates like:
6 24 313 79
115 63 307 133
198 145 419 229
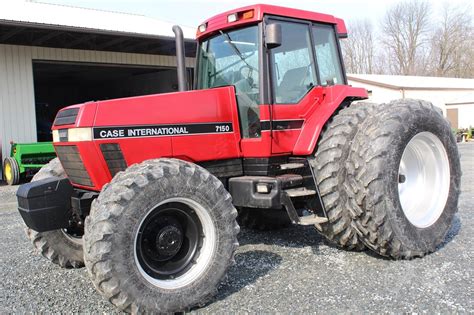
310 102 377 250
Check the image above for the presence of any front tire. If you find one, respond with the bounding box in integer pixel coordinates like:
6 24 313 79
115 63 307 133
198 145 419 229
25 158 84 268
84 159 239 313
347 99 461 259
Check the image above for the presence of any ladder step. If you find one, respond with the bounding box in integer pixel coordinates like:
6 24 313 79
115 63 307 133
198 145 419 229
277 174 303 188
299 215 329 225
279 163 305 170
285 187 316 197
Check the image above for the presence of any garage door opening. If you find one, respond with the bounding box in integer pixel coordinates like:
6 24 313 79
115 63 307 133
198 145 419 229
33 61 192 142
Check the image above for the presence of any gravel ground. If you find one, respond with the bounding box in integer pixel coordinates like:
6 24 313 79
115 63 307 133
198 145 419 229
0 143 472 313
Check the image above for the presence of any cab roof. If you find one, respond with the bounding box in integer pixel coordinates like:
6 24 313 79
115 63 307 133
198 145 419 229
196 4 347 40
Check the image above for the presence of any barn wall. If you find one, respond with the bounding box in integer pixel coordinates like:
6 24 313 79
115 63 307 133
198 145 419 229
0 43 194 160
445 104 474 129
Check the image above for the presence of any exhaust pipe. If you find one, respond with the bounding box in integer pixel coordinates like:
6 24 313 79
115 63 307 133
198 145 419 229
172 25 188 92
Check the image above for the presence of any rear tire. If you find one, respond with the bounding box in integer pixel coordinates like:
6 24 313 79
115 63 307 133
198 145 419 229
237 208 291 230
347 99 461 259
84 159 239 313
25 158 84 268
3 157 20 185
309 102 376 250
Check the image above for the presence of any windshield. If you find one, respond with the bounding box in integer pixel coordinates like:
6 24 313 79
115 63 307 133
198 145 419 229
197 25 261 138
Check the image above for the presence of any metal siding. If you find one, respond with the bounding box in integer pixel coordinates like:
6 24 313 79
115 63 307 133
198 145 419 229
0 43 192 162
0 45 6 160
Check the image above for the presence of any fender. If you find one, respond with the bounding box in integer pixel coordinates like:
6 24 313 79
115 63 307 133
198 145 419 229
293 85 368 156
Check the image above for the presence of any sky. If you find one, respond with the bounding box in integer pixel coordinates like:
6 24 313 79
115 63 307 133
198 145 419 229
20 0 472 29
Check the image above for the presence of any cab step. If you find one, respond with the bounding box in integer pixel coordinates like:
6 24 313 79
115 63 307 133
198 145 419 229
277 174 303 188
285 187 316 197
279 163 305 170
299 214 328 225
281 190 328 225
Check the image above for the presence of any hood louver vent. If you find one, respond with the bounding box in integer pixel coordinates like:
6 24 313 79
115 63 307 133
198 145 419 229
54 108 79 126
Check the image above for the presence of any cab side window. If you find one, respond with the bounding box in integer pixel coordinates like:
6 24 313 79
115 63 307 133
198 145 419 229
312 24 344 86
270 21 317 104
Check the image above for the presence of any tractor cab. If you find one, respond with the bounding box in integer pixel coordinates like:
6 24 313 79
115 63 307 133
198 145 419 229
190 5 366 156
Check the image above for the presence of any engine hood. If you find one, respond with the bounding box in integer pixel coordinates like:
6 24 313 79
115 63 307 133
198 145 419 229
52 86 238 135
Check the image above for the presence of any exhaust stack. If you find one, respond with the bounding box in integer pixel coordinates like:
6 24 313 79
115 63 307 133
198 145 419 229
172 25 188 92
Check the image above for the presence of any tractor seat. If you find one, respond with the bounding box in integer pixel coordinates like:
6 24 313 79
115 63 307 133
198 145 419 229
276 66 309 103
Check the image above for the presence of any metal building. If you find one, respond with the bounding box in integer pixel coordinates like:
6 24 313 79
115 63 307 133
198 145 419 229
348 74 474 129
0 1 196 162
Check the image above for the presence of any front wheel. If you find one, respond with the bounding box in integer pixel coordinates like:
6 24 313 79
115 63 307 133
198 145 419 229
3 157 20 185
84 159 239 313
347 99 461 259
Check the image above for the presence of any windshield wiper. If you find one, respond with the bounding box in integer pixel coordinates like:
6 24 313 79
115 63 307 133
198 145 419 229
219 30 253 70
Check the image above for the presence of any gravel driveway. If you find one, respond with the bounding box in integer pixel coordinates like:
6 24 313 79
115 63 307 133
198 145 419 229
1 143 472 313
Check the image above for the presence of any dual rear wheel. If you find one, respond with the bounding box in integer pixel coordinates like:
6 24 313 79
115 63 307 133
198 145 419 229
313 99 460 259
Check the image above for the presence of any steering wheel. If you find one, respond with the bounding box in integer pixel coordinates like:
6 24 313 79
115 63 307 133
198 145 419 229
239 65 258 87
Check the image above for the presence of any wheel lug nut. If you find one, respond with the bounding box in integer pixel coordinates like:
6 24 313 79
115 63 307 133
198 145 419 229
399 174 406 183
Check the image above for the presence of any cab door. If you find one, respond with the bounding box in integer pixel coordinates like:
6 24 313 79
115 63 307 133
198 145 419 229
267 19 346 154
267 19 319 154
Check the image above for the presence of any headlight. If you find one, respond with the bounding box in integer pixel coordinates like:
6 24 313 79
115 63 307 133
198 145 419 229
52 130 60 142
52 128 92 142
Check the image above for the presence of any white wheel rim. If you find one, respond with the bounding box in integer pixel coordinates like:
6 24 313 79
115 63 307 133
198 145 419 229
134 197 216 290
398 132 450 228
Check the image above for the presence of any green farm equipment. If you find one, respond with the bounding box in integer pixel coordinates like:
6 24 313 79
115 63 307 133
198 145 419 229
2 142 56 185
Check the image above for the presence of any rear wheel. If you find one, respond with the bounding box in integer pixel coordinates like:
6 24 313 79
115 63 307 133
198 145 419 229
347 99 461 259
25 158 84 268
308 102 376 250
3 157 20 185
84 159 239 313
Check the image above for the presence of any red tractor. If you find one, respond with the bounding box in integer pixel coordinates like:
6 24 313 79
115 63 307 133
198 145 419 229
17 4 460 313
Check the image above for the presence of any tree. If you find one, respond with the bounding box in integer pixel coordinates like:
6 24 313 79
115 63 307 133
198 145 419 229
428 2 473 78
381 0 431 75
341 19 376 74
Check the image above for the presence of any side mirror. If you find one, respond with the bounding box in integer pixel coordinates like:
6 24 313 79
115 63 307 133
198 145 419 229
265 23 282 49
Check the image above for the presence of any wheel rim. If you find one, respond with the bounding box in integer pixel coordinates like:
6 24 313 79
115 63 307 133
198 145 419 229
398 132 450 228
4 163 12 182
134 198 216 290
61 229 83 245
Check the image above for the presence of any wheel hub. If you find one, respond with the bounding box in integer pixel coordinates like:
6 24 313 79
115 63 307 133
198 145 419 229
398 132 450 228
156 225 183 258
135 201 209 284
4 163 12 182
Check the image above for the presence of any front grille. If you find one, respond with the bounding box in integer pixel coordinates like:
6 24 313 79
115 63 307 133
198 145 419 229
55 145 93 187
54 108 79 126
100 143 127 177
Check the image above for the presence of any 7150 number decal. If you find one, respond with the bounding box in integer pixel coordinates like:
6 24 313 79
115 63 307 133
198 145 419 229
215 124 231 132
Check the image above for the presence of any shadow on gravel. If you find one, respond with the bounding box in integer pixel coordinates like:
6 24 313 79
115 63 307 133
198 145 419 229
439 215 462 248
237 225 326 250
212 250 282 303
